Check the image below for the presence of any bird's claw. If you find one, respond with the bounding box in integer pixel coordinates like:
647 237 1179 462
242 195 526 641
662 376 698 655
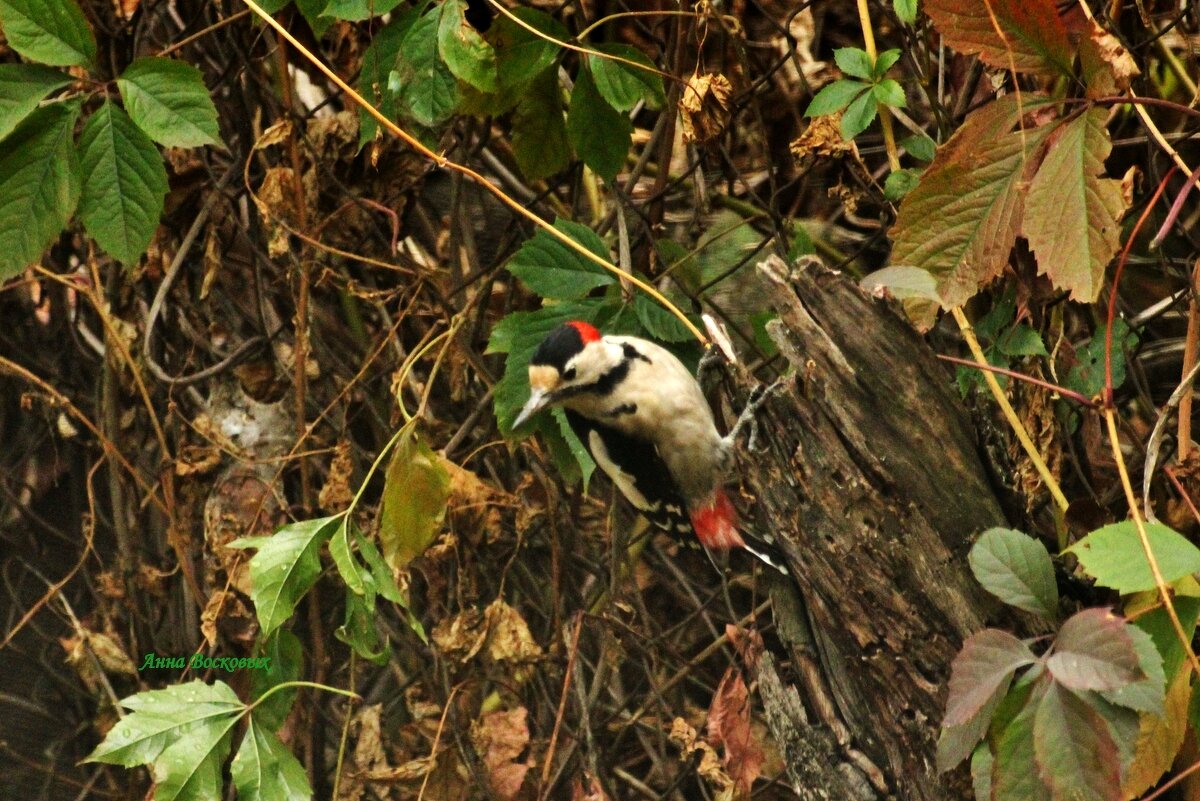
727 379 786 453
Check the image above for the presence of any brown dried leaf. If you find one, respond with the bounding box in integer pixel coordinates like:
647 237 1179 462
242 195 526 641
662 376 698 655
431 607 488 661
790 114 853 163
175 443 222 476
319 440 354 513
680 72 732 143
472 708 531 800
254 119 293 151
707 668 765 797
483 598 542 665
571 775 612 801
200 588 230 648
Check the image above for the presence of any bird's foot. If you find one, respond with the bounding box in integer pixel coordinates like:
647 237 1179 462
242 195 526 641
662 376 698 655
726 379 787 453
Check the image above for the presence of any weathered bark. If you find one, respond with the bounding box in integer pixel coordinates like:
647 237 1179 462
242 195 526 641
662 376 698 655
735 256 1007 800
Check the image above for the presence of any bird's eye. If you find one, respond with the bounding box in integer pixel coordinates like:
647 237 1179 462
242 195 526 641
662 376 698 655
562 367 577 381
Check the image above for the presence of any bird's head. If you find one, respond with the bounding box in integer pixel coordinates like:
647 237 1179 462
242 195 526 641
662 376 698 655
513 321 620 428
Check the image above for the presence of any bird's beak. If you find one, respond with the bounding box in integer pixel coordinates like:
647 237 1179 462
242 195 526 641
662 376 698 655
513 389 550 429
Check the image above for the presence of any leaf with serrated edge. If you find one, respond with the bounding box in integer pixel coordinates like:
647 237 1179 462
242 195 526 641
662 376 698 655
228 516 339 638
78 102 168 265
1033 682 1120 801
0 0 96 66
438 0 497 91
506 218 613 300
590 43 664 111
991 681 1053 801
378 427 449 571
328 515 365 595
1099 622 1165 714
1121 666 1190 797
1047 608 1142 691
231 717 312 801
0 102 80 281
924 0 1073 75
493 8 565 89
0 64 69 142
567 66 632 182
969 527 1058 619
890 95 1054 308
1066 520 1200 594
151 712 238 801
511 69 569 180
1023 108 1128 302
321 0 402 21
395 10 459 126
1132 596 1200 681
944 628 1036 728
117 57 220 147
85 680 242 767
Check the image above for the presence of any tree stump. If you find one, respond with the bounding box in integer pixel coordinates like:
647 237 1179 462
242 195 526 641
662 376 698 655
736 255 1007 800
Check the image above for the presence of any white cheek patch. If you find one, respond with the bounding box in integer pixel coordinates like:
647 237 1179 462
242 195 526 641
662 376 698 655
588 430 653 512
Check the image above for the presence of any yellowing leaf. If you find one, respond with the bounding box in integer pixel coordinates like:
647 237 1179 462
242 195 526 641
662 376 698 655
378 428 449 570
924 0 1073 76
1122 668 1192 798
1023 108 1128 302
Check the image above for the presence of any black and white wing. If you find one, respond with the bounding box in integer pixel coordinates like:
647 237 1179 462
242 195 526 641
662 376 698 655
564 410 693 535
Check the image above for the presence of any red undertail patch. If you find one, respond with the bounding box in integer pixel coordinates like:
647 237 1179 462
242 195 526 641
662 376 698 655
567 320 602 344
690 489 745 550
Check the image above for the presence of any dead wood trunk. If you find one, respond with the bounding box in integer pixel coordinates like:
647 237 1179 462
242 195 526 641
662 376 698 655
734 256 1007 800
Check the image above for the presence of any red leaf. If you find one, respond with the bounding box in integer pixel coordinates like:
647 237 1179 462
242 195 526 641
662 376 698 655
944 629 1036 728
1047 608 1142 692
925 0 1073 76
1033 683 1121 801
707 668 765 795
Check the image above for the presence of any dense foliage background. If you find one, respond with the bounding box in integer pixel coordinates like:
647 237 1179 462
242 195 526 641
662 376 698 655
8 0 1200 799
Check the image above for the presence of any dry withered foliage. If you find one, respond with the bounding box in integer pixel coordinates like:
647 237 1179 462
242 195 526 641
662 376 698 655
680 72 733 143
707 668 766 797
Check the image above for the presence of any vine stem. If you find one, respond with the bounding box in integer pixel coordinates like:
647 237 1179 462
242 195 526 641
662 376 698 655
951 306 1069 511
240 0 708 346
853 0 900 171
246 680 361 714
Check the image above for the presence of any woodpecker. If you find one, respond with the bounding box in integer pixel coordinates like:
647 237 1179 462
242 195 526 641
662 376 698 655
513 320 786 573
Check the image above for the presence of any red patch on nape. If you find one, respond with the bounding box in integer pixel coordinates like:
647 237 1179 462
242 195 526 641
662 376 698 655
567 320 602 344
690 489 745 551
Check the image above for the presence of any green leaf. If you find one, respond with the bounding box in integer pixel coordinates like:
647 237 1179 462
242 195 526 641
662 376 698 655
894 0 918 25
228 516 340 638
492 7 565 89
231 717 312 801
589 43 664 111
335 584 389 663
438 0 497 92
117 57 220 148
901 132 936 162
833 46 873 80
633 293 695 343
1024 108 1127 302
1064 318 1137 398
968 527 1058 620
1033 682 1121 801
328 516 365 595
840 89 878 140
0 64 70 142
1047 608 1143 691
356 7 422 150
991 680 1053 801
890 95 1055 308
254 0 291 12
393 9 459 126
85 680 242 767
78 102 168 265
506 218 613 300
859 265 941 303
249 629 303 731
1132 596 1200 682
511 68 569 180
0 102 80 281
152 711 239 801
378 427 449 571
1100 623 1166 714
944 628 1037 729
924 0 1073 76
970 743 993 801
321 0 402 20
804 78 867 117
355 525 403 604
996 324 1047 357
567 65 632 182
0 0 95 66
872 77 906 108
873 48 902 78
1065 520 1200 594
294 0 332 37
883 168 921 201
